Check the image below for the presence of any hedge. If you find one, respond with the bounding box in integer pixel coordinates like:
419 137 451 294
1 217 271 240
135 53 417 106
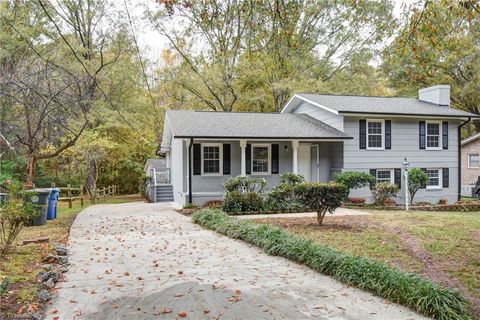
192 209 473 320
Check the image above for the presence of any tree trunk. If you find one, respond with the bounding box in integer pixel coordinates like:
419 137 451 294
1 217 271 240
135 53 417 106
316 209 327 226
86 158 97 199
26 155 36 188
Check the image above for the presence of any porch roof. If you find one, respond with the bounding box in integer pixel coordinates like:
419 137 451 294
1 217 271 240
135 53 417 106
166 110 352 139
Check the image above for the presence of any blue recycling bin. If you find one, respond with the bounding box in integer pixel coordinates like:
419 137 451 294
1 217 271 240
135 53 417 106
47 188 61 220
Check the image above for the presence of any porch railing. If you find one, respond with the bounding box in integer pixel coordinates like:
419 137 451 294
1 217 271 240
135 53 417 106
151 168 171 185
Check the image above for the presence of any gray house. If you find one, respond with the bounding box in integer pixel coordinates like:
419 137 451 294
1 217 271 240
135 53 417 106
156 85 478 206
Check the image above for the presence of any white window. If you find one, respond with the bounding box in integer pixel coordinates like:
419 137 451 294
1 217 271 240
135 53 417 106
426 168 441 188
426 121 441 150
376 169 394 184
468 154 480 168
251 144 271 175
201 143 222 175
367 120 384 149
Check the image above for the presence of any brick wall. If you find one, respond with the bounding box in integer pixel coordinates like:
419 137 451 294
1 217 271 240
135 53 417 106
461 140 480 185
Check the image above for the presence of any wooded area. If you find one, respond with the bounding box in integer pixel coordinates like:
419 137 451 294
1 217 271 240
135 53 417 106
0 0 479 193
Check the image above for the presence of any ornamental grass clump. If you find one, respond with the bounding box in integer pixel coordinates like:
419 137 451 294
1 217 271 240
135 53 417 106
192 209 473 320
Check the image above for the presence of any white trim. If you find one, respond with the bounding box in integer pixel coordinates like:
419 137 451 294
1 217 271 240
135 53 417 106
200 143 223 176
467 153 480 169
366 119 385 150
251 143 271 175
341 113 471 120
376 169 394 184
281 94 340 115
425 120 442 150
425 168 442 189
461 132 480 146
185 138 350 142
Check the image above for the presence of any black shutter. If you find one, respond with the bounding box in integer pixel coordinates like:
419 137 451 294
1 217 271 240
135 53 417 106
443 168 449 188
369 169 377 188
246 144 251 174
271 144 279 174
359 120 366 149
419 121 426 149
420 168 427 188
223 144 231 175
193 144 201 175
394 168 401 188
442 121 448 150
385 120 391 149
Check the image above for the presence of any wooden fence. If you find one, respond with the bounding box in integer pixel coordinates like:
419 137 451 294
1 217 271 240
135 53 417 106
51 183 119 208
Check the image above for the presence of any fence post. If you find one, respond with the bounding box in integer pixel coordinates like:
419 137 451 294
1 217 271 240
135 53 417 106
67 184 72 208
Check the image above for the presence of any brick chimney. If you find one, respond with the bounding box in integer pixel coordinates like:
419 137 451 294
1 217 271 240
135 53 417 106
418 85 450 106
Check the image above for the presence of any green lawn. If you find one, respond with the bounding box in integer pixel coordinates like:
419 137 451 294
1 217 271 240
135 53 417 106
254 210 480 310
0 195 144 314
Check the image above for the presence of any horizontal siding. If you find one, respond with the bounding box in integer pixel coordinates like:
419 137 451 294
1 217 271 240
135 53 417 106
343 116 460 204
292 102 344 131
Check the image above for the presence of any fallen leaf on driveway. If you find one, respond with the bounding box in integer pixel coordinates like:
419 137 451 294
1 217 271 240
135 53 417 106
178 311 188 317
161 307 172 314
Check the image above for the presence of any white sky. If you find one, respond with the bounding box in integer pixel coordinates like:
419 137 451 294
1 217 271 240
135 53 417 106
129 0 417 68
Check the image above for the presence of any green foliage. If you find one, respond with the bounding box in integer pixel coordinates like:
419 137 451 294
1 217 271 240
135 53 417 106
223 176 267 194
371 182 399 206
294 182 348 225
334 171 376 195
192 209 473 320
223 191 265 213
0 277 10 297
265 183 304 212
279 172 305 186
0 184 37 253
408 168 429 203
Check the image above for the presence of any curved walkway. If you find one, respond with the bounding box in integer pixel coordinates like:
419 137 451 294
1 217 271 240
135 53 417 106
45 202 428 320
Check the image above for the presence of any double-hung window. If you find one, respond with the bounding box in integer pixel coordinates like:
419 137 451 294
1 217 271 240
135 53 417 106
468 154 480 168
367 120 384 149
202 143 222 175
251 144 271 175
426 168 441 188
376 169 394 184
426 121 441 150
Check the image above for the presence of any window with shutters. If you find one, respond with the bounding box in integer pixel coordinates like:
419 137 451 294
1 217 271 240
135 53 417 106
251 144 271 175
468 154 480 168
376 169 394 184
367 119 384 150
426 168 441 188
426 121 441 150
201 143 222 175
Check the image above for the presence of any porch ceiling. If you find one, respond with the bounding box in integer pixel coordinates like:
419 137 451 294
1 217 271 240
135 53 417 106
166 110 352 140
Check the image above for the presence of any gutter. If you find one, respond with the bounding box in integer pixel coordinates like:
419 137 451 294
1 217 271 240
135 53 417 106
188 138 193 204
458 117 471 201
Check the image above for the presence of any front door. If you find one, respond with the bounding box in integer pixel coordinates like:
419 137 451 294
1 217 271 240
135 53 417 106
297 146 312 181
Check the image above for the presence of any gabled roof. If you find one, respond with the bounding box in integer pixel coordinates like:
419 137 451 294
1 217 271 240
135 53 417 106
283 93 479 118
461 132 480 146
165 110 352 139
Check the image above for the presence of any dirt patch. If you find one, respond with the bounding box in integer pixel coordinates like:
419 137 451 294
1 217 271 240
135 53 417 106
254 216 371 233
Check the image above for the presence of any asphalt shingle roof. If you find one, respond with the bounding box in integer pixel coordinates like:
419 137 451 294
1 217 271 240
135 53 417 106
166 110 352 139
297 94 479 118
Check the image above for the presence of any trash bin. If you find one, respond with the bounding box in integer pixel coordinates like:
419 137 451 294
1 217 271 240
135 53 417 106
24 189 51 226
0 193 8 205
47 188 60 220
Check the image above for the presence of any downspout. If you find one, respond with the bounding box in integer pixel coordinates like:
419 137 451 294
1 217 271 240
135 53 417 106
188 138 193 204
458 117 471 201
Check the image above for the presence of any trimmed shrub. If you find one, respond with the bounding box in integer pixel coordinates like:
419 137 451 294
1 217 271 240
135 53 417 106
192 209 473 320
224 176 266 194
334 171 375 196
223 191 264 213
371 182 398 206
408 168 429 203
279 172 305 186
294 182 348 225
265 183 304 212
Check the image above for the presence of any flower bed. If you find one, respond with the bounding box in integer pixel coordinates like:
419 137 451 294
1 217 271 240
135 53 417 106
343 202 480 212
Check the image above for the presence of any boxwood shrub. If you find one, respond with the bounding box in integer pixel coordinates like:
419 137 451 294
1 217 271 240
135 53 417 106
192 209 473 320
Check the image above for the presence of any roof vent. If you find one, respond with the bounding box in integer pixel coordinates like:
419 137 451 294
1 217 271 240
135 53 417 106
418 85 450 107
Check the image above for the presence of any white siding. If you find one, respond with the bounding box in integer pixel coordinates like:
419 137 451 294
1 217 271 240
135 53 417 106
171 138 186 205
292 101 344 131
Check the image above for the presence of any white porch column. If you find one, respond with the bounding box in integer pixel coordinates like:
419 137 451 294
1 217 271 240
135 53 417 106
292 140 299 174
240 139 247 176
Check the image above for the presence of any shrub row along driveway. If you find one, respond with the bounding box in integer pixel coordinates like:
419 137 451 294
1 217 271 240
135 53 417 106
45 202 427 319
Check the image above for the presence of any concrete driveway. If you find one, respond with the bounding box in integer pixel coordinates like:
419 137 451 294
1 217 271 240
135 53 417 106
45 202 428 320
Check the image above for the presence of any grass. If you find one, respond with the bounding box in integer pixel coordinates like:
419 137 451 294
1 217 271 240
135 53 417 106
0 195 143 314
192 208 474 320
